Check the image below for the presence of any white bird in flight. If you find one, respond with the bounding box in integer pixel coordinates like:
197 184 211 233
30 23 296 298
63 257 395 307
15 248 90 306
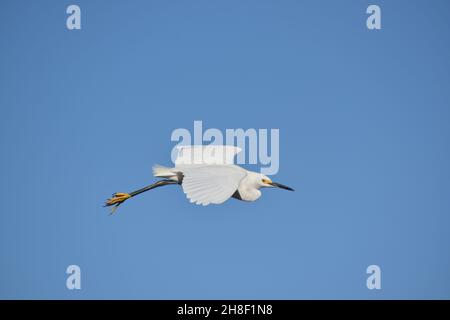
105 145 294 213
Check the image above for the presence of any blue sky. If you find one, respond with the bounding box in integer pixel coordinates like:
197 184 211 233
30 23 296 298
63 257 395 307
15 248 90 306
1 0 449 299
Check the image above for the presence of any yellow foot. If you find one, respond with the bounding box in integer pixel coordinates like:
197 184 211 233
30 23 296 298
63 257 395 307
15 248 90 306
105 192 131 213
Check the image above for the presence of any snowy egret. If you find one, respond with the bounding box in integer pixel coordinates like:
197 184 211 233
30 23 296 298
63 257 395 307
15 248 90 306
105 145 293 213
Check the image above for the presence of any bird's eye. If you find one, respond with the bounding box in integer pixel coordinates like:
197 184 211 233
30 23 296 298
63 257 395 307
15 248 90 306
262 179 270 184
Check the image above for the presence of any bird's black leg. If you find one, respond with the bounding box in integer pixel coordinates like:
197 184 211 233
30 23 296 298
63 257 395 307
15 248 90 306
128 180 179 197
105 180 179 213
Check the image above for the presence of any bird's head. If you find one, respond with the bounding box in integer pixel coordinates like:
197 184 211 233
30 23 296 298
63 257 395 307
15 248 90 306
259 174 294 191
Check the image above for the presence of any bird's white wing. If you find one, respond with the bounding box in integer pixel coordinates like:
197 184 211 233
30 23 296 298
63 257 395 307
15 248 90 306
174 145 242 165
179 165 247 206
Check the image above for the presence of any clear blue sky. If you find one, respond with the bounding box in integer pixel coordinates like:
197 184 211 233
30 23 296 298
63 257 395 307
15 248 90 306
1 0 449 299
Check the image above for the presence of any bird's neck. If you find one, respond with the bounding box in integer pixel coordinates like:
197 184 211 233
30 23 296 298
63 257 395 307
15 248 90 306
238 186 262 202
238 173 262 201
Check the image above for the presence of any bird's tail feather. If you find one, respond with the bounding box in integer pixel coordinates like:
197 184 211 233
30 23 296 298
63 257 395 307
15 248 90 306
152 164 175 178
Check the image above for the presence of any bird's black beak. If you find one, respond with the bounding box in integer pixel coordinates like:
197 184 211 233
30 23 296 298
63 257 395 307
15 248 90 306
270 182 294 191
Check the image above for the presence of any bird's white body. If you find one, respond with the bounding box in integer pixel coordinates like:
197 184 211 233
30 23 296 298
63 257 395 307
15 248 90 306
154 164 265 205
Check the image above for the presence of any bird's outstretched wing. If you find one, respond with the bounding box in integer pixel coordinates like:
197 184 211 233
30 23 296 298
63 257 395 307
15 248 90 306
174 145 242 166
180 164 247 206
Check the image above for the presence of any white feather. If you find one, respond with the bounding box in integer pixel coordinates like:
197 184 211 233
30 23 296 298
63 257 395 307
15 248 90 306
180 164 247 205
174 145 242 166
152 164 178 180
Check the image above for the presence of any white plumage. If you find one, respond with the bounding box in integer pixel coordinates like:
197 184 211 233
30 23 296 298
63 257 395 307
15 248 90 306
155 164 246 205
